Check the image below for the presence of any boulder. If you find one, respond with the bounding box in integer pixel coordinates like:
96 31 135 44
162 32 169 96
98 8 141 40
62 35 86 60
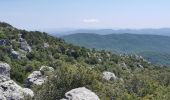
62 87 100 100
0 63 10 79
11 50 20 59
102 71 117 81
137 64 144 69
119 62 128 70
26 71 46 87
20 40 32 52
43 43 49 48
26 66 54 87
0 62 34 100
0 80 34 100
0 39 6 46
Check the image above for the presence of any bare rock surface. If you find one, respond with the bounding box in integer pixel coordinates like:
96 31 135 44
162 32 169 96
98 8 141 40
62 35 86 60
62 87 100 100
0 62 34 100
102 71 117 81
0 63 10 79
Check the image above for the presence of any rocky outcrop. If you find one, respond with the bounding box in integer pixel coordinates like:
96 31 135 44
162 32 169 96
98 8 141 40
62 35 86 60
26 71 46 87
0 63 10 79
102 71 117 81
11 50 20 59
43 43 49 48
18 35 32 52
137 63 144 69
62 87 100 100
20 40 32 52
119 62 128 70
0 62 34 100
0 80 34 100
26 66 54 87
0 39 6 46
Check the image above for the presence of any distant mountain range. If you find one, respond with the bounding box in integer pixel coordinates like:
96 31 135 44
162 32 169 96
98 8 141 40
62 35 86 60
62 33 170 66
52 28 170 37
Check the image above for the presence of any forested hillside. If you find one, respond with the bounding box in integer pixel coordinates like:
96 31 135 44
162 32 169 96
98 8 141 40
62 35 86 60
62 33 170 66
0 22 170 100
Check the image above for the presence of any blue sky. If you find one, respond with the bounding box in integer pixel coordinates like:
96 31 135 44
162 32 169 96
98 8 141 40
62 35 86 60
0 0 170 31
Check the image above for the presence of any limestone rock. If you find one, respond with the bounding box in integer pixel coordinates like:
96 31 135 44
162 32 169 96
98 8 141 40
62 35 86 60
44 43 49 48
0 80 34 100
102 71 117 81
137 64 144 69
63 87 100 100
26 71 46 87
0 63 10 79
0 62 34 100
20 39 32 52
11 50 20 59
26 66 54 87
0 39 6 46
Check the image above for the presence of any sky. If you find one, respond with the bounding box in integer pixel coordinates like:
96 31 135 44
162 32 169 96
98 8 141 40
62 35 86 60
0 0 170 31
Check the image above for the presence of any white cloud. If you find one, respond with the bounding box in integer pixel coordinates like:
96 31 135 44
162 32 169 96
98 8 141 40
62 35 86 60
83 18 99 24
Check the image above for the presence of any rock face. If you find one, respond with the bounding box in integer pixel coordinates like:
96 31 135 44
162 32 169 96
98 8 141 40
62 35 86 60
26 66 54 87
102 71 117 81
0 62 34 100
0 80 34 100
0 63 10 79
26 71 46 87
19 35 32 52
63 87 100 100
20 40 32 52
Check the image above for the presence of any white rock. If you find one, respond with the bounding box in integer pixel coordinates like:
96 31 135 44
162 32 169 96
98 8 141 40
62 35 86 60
11 50 20 59
0 63 10 79
0 80 34 100
63 87 100 100
102 71 117 81
20 40 32 52
44 43 49 48
23 88 34 97
0 62 34 99
0 39 6 46
26 71 46 87
137 64 144 69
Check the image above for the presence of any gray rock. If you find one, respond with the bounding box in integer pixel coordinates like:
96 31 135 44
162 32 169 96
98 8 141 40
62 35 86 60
20 40 32 52
137 64 144 69
44 43 49 48
102 71 117 81
26 66 54 87
0 39 6 46
11 50 20 59
0 63 10 79
26 71 46 87
0 80 34 100
63 87 100 100
0 62 34 100
119 62 128 70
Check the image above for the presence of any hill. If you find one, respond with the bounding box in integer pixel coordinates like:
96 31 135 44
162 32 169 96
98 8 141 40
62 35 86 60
62 33 170 65
52 28 170 37
0 22 170 100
